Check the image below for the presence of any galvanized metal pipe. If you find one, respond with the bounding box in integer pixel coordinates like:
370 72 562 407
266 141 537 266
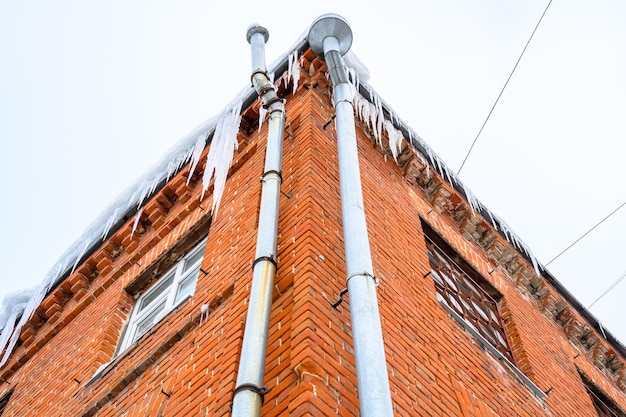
232 25 285 417
309 14 394 417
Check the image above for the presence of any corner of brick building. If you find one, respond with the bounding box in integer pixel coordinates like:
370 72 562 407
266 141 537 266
0 48 625 417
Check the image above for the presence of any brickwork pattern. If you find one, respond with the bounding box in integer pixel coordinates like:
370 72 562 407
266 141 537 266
0 49 625 416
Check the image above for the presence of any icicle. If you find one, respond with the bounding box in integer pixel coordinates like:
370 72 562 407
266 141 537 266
488 211 499 232
344 51 370 84
441 165 454 188
131 208 144 238
462 183 481 213
286 51 301 94
0 285 46 368
492 214 541 276
0 290 32 340
0 310 19 356
354 92 380 143
383 120 403 163
374 93 384 145
201 99 243 214
199 304 210 325
186 135 207 185
293 56 301 93
258 105 267 133
71 240 91 273
0 86 236 369
102 207 123 240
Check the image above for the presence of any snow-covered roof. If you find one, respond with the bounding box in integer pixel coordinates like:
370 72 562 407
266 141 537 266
0 32 622 369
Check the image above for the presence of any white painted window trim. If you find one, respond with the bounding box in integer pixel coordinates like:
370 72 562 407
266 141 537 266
117 238 207 355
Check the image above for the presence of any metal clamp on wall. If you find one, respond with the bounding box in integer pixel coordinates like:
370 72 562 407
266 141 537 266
260 170 282 183
328 271 379 309
252 255 277 270
230 384 269 411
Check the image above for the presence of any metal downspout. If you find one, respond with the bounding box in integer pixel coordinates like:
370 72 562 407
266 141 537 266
231 25 286 417
308 14 394 416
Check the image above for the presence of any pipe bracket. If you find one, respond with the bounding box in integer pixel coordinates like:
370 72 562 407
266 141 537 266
231 384 270 410
262 95 283 110
322 114 336 130
252 255 277 270
260 170 283 183
335 96 354 105
328 272 379 309
250 69 271 85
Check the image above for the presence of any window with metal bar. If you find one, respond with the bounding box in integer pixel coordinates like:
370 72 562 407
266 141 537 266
585 383 625 417
0 388 14 416
425 234 515 364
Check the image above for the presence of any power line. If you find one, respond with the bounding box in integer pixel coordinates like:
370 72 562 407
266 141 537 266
588 268 626 310
457 0 553 175
545 199 626 267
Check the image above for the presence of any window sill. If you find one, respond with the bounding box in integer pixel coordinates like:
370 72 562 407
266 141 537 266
84 294 193 388
439 299 546 399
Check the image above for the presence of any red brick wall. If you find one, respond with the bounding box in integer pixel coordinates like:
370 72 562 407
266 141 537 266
1 50 625 416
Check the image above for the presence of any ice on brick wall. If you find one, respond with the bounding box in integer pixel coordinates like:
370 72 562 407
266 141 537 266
344 55 542 277
201 99 243 215
0 37 313 369
286 50 301 94
0 36 544 369
0 92 250 369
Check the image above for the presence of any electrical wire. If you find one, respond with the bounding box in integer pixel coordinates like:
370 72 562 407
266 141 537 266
457 0 553 175
545 199 626 266
588 268 626 310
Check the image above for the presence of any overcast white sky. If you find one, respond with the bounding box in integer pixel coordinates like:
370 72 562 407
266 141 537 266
1 1 625 345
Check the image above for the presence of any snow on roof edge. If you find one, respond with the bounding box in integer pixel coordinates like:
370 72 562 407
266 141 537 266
2 32 623 368
0 37 309 368
347 62 626 354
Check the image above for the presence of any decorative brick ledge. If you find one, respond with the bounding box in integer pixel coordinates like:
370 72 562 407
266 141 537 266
400 147 626 392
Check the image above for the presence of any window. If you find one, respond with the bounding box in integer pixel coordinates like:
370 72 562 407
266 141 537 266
117 238 207 354
583 378 626 417
0 389 14 416
425 234 515 364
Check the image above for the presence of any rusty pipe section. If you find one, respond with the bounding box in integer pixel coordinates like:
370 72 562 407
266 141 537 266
231 25 286 417
308 14 394 416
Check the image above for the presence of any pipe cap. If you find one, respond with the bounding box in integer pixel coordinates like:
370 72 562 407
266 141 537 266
246 24 269 44
308 14 352 57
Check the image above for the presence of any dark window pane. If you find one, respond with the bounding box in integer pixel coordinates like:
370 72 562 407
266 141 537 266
425 237 514 363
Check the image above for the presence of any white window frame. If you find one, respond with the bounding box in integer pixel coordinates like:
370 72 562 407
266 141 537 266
117 238 207 354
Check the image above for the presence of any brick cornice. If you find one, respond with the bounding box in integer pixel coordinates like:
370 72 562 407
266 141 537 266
400 147 626 392
0 136 259 383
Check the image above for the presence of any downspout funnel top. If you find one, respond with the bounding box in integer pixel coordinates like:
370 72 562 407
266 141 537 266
246 24 269 44
308 14 352 57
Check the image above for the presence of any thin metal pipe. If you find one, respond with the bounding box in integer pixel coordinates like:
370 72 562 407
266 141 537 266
232 25 285 417
308 14 394 417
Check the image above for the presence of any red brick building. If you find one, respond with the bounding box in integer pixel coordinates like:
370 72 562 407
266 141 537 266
1 16 625 416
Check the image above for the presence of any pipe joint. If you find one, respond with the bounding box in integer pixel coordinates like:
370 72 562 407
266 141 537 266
267 105 285 117
232 384 269 407
250 69 269 84
260 170 282 184
252 78 275 99
252 255 277 270
262 95 283 111
335 96 355 107
324 50 351 89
